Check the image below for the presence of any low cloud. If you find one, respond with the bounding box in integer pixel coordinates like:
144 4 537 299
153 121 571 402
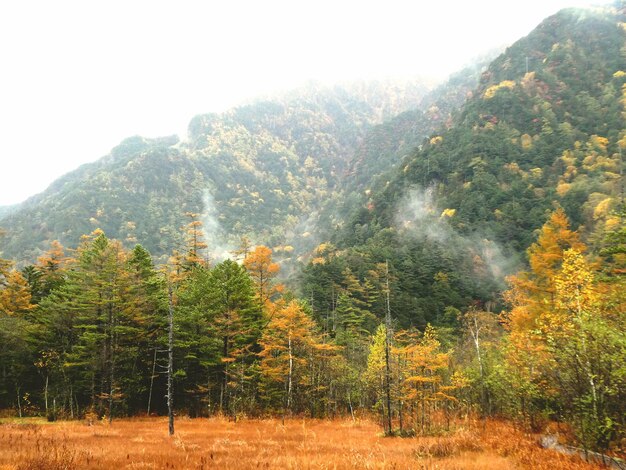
395 186 515 284
201 189 237 262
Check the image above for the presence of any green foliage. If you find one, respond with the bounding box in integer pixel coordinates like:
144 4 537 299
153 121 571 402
0 4 623 454
0 81 433 265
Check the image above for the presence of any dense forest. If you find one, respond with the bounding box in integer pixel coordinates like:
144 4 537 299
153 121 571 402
0 1 625 458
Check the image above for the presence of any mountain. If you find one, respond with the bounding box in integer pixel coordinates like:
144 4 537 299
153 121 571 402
301 4 626 328
0 205 17 219
0 80 435 263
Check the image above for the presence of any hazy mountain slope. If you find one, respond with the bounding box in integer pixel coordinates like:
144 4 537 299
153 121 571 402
315 59 494 246
380 4 626 251
302 4 626 327
345 59 493 191
0 81 433 262
0 205 17 219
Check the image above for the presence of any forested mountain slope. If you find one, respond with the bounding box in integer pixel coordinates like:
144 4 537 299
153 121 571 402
0 65 489 265
0 81 442 263
302 4 626 327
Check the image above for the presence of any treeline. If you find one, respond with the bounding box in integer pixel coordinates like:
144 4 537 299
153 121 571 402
0 208 624 451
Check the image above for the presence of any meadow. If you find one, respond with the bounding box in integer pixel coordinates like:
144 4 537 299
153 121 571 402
0 416 607 469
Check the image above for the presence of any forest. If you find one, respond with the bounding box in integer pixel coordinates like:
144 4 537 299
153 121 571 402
0 206 624 456
0 2 625 466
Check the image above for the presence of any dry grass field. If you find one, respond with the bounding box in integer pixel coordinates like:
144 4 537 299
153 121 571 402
0 416 607 469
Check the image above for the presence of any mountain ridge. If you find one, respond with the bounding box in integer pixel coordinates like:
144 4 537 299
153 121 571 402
0 79 441 263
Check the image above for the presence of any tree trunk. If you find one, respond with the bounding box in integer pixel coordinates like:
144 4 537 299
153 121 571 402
16 386 22 418
222 330 229 414
287 334 293 412
384 260 393 435
167 285 175 436
147 347 157 415
44 375 49 414
108 305 115 424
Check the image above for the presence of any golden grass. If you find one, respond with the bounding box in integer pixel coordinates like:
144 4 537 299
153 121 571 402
0 416 606 469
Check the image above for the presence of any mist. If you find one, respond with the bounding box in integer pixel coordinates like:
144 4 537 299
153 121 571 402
395 187 517 285
200 189 238 262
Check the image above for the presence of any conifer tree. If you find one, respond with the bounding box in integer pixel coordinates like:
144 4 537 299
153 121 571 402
243 246 283 305
259 300 323 417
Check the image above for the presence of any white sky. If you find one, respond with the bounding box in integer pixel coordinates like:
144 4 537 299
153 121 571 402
0 0 595 206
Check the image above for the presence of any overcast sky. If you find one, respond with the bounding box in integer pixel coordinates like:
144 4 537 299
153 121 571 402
0 0 595 206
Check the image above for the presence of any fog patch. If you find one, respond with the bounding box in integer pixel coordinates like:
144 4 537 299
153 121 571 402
201 189 236 262
395 186 514 285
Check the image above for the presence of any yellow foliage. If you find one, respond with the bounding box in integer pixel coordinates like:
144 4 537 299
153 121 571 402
244 246 283 304
520 133 533 150
504 162 522 174
314 242 333 254
588 135 609 153
483 80 516 99
440 208 456 218
0 270 34 315
560 149 578 181
613 70 626 78
554 249 598 320
556 182 572 196
604 216 620 231
520 71 536 91
593 197 613 220
430 136 443 145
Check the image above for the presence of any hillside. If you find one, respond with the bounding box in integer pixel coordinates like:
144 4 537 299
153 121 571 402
0 80 434 263
302 4 626 327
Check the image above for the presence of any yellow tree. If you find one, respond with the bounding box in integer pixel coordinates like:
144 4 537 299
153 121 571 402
550 249 604 441
0 231 34 417
0 270 34 316
504 209 585 340
398 326 450 434
365 324 396 432
258 300 329 417
527 208 586 299
503 209 586 423
33 240 67 300
0 229 13 288
243 246 283 305
182 212 208 268
37 240 67 273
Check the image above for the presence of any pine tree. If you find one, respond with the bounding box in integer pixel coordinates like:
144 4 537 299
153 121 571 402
206 260 262 415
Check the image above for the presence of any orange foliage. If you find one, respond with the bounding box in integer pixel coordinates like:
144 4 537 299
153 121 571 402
527 208 586 290
502 210 587 398
243 245 283 304
0 270 33 315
